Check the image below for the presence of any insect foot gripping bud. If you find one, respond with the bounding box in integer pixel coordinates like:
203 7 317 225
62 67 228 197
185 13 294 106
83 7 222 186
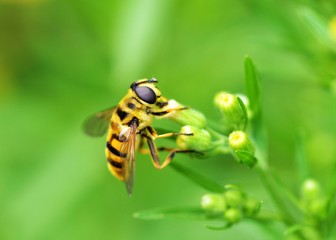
201 193 226 217
177 126 212 152
167 100 207 128
214 92 248 134
228 131 257 167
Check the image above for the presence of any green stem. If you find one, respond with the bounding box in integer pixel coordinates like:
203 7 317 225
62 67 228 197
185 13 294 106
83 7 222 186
256 162 308 240
324 161 336 237
210 116 304 236
271 169 305 212
205 126 228 141
205 126 231 155
209 121 305 237
257 167 296 225
252 210 283 222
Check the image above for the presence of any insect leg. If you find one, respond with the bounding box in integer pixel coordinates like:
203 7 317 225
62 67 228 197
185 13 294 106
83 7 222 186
146 126 193 139
145 136 194 169
138 134 151 155
150 106 188 117
141 128 194 169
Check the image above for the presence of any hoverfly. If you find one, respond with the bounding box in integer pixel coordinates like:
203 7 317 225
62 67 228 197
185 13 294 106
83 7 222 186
84 78 193 195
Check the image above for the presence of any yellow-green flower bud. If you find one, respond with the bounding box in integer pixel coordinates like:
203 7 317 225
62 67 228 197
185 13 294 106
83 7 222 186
177 126 212 152
214 92 247 133
301 179 321 201
167 100 206 128
223 186 244 208
224 208 242 224
243 198 262 216
201 193 226 217
228 131 257 167
229 131 254 152
300 179 327 220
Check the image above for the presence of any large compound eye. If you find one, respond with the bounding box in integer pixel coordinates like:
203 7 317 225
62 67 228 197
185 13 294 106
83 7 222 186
135 86 156 104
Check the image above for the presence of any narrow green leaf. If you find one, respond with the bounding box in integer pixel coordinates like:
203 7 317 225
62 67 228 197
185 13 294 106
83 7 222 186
244 56 268 169
257 169 297 226
236 96 248 130
244 55 261 118
133 206 206 220
271 170 304 213
170 162 225 193
284 224 305 236
298 7 335 51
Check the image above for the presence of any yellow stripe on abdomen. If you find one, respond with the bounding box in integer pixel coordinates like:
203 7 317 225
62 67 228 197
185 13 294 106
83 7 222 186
105 135 127 181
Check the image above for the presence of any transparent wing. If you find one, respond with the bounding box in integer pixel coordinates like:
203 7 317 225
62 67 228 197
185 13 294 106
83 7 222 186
120 122 138 196
82 107 115 137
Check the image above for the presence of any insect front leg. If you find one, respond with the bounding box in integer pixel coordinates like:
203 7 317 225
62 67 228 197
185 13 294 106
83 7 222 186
150 99 188 118
146 125 193 139
150 107 187 117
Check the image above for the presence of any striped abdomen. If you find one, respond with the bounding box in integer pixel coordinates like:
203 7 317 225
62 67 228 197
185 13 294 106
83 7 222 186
105 95 149 181
106 130 127 181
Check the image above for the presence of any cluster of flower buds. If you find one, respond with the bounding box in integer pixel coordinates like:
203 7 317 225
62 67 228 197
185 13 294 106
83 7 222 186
300 179 327 223
200 185 262 224
214 92 257 167
167 100 221 154
167 91 257 167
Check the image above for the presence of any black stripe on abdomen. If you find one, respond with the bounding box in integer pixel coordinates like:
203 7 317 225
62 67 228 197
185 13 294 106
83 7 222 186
108 158 123 169
106 142 127 158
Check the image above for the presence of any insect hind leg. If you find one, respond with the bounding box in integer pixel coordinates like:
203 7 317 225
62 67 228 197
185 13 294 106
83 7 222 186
141 134 195 170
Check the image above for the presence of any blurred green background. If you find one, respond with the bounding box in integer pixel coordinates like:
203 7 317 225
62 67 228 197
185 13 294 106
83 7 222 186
1 0 336 239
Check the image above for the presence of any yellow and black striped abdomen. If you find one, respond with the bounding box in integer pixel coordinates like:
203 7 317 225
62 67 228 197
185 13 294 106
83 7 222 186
106 131 127 181
105 95 150 181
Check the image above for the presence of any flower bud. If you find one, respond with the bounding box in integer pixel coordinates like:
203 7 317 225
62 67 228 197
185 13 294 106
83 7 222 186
243 198 262 216
306 198 327 219
167 100 206 128
301 179 321 201
224 208 242 224
223 185 244 208
228 131 257 167
300 179 327 220
177 126 212 152
201 193 226 217
214 92 247 133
